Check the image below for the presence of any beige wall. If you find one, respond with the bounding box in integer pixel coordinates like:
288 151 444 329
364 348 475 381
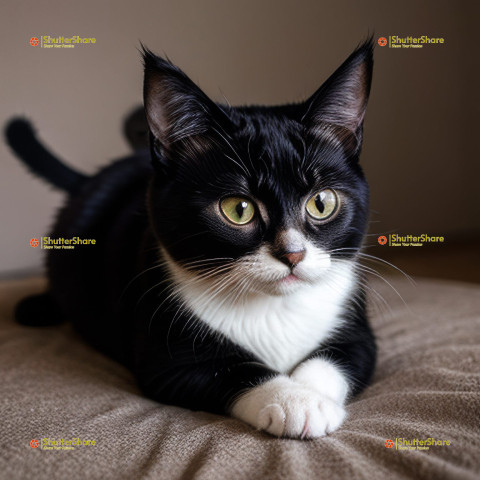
1 0 478 274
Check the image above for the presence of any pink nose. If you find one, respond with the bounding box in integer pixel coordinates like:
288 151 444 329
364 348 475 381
281 250 306 267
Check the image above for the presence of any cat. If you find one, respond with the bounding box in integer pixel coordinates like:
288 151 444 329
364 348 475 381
6 39 376 439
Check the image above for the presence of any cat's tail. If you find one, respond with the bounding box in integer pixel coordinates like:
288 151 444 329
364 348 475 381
4 118 89 195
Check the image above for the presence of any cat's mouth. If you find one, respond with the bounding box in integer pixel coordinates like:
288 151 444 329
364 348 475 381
266 271 310 295
279 273 301 284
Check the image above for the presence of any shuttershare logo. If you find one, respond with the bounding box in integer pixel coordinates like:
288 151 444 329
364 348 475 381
385 438 451 451
28 236 96 249
29 437 96 451
28 34 96 49
377 234 445 247
378 35 445 49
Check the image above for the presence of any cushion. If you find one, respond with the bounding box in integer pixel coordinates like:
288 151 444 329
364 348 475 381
1 276 479 479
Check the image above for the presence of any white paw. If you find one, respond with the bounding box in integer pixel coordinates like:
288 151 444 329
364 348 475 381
290 357 349 404
231 376 346 438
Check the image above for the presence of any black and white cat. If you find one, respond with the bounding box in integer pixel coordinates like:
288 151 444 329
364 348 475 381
7 39 376 439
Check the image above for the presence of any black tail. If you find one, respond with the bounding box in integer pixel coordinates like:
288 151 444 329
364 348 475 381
5 118 89 194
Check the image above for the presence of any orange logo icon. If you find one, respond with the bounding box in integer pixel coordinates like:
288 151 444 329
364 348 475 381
30 37 39 47
30 439 39 448
30 238 39 248
378 236 387 245
378 37 387 47
385 439 394 448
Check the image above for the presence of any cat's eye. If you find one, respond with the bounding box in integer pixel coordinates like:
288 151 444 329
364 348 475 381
220 197 255 225
306 189 339 221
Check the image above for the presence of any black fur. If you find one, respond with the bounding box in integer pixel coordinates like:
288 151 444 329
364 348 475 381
7 40 377 417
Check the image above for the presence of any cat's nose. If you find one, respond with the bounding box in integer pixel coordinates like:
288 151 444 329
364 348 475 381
279 250 306 268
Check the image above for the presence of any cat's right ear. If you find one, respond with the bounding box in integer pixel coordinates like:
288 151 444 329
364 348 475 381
301 39 374 156
142 47 227 164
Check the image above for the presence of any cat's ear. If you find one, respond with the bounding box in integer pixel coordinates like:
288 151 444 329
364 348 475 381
302 39 373 155
142 47 227 157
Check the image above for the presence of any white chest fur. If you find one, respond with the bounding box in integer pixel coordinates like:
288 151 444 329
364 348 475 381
166 258 356 373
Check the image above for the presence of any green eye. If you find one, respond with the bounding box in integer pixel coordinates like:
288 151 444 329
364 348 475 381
220 197 255 225
306 189 339 220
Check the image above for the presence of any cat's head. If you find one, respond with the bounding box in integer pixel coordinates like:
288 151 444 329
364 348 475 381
143 40 373 298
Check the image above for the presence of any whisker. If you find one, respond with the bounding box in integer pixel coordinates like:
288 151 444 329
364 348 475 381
328 247 415 285
351 263 411 312
118 261 164 302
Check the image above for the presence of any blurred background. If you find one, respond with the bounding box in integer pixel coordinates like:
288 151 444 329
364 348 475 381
1 0 479 282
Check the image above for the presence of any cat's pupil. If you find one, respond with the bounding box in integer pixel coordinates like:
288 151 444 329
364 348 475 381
315 193 326 213
235 201 248 219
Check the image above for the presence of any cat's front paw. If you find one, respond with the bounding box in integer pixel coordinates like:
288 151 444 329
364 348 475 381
231 376 346 439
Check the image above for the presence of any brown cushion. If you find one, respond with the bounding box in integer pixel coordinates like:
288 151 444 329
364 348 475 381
1 276 479 479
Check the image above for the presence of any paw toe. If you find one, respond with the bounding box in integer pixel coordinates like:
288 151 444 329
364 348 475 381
258 404 285 437
320 398 346 434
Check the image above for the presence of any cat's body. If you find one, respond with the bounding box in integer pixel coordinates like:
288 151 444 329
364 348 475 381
6 40 376 438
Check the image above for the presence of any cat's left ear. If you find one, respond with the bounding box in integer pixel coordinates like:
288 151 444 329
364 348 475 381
302 39 374 155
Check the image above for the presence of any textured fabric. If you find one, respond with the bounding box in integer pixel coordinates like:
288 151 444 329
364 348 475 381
0 276 479 480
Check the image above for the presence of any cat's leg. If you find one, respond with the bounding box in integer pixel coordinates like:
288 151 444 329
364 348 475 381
135 298 375 439
135 330 341 438
137 349 343 439
137 341 350 439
